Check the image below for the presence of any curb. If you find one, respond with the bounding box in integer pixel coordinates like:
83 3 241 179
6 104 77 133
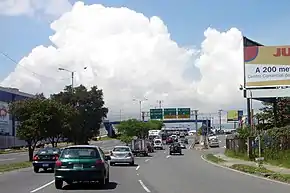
201 155 290 186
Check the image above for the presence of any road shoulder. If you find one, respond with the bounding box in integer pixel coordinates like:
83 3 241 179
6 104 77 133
202 153 290 185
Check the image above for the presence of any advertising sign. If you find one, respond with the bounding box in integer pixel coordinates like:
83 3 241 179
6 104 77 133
227 110 243 122
0 101 9 134
244 46 290 87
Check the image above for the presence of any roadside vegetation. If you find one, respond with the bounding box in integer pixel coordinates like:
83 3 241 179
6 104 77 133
226 97 290 168
7 85 108 161
205 154 226 163
116 119 164 144
230 164 290 183
0 161 32 173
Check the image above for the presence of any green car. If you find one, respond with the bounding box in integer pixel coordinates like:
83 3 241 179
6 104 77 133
54 145 111 189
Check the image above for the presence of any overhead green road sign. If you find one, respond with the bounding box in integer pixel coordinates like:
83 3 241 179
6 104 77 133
150 109 163 119
178 108 191 119
164 108 177 119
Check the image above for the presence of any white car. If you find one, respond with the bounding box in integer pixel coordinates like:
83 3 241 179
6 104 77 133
110 146 135 166
208 135 219 147
153 139 163 150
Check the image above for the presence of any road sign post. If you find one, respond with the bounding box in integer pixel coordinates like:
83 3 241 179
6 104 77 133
149 109 163 120
177 108 191 119
164 108 177 119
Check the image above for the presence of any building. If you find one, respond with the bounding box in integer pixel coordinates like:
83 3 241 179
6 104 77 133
0 86 35 148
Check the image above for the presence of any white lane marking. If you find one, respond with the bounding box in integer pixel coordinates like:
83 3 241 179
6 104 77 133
223 146 226 148
30 180 55 193
138 180 151 192
136 165 140 170
0 158 15 162
163 151 166 153
137 173 139 175
145 159 150 162
166 155 170 158
200 155 290 187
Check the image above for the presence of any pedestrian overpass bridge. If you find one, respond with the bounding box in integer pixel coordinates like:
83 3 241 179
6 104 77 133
103 119 211 137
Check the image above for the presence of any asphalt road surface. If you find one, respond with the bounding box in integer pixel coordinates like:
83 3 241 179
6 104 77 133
0 139 121 165
1 140 290 193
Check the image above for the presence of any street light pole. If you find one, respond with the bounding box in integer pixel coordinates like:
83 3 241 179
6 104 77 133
133 98 148 121
58 67 87 93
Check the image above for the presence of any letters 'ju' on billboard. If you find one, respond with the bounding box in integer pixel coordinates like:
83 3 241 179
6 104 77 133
244 46 290 87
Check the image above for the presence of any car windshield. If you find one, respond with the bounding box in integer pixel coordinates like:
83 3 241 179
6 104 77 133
113 147 130 152
38 148 60 155
60 147 100 159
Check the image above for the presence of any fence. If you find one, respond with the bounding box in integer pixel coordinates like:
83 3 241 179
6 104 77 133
0 135 27 149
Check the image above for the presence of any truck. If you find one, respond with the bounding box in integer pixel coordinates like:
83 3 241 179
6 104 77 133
130 139 149 156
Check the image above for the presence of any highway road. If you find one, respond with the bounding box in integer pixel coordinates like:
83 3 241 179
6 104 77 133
0 139 121 165
1 139 290 193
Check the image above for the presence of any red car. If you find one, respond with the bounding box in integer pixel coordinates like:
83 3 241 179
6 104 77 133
166 137 173 144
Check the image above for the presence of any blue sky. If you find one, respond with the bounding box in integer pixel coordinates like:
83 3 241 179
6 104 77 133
1 0 290 81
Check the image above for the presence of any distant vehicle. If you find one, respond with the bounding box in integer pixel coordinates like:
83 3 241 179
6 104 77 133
32 147 61 173
180 142 186 149
170 135 178 142
208 135 219 148
180 137 188 144
169 143 182 155
153 139 163 150
130 139 148 156
110 146 134 166
166 137 174 144
54 145 110 189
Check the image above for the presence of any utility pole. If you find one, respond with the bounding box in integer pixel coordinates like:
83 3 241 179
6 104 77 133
119 109 122 121
218 109 222 131
133 98 148 121
157 100 163 108
194 110 198 131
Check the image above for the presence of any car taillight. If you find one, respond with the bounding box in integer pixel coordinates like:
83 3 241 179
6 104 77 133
53 155 59 160
33 155 39 161
96 159 104 164
55 160 62 167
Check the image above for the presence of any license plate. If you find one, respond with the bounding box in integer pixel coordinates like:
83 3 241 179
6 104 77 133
73 164 83 168
42 164 49 167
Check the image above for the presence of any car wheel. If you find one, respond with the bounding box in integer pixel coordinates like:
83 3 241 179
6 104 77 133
110 162 114 166
34 167 39 173
130 161 134 166
169 152 172 155
65 180 73 185
55 179 63 189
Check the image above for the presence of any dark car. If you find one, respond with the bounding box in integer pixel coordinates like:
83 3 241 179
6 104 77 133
32 147 61 173
166 137 174 144
169 143 182 155
54 145 110 189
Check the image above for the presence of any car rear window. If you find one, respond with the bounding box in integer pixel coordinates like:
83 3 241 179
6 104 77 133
154 140 161 144
38 148 60 155
60 148 100 159
113 147 130 152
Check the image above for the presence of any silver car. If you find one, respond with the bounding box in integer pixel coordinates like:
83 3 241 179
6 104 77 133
109 146 135 166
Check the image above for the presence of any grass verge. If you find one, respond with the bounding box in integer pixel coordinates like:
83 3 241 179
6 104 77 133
0 161 32 173
225 149 250 161
205 154 226 163
230 164 290 183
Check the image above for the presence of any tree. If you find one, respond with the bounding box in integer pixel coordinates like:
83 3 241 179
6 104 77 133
117 119 164 139
258 98 290 129
52 85 108 144
40 99 77 147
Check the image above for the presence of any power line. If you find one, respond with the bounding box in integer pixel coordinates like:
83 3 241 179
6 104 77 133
1 51 70 81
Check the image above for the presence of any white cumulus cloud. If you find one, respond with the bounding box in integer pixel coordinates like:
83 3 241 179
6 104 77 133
1 2 248 120
0 0 72 18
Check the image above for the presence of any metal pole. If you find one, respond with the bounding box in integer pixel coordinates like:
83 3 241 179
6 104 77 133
250 91 253 130
194 110 198 131
218 110 222 130
120 109 122 121
71 71 74 93
139 100 142 121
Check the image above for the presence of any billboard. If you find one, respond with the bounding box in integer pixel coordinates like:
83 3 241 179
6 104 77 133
244 46 290 87
227 110 243 122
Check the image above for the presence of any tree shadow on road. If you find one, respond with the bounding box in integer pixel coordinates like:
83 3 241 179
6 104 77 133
62 182 118 190
111 163 138 167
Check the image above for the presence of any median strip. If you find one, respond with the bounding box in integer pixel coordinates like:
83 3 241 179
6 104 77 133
0 161 32 173
205 154 226 163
